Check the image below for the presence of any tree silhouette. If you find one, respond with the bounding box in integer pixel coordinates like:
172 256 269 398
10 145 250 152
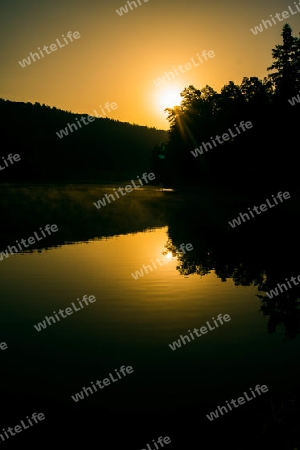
159 24 300 188
267 23 300 100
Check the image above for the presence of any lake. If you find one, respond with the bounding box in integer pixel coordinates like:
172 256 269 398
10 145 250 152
1 184 300 449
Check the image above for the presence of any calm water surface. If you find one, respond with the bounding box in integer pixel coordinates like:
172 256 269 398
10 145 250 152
1 184 300 448
2 226 299 413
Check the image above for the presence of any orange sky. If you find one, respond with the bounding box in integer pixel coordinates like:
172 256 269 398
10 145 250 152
0 0 299 130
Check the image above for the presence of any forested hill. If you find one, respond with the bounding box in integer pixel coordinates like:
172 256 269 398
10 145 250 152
0 99 167 182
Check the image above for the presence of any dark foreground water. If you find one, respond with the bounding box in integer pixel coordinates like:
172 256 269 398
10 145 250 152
1 184 300 449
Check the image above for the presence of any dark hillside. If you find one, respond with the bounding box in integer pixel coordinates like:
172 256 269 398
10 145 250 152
0 99 167 182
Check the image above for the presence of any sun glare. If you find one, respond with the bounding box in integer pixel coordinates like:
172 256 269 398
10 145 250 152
165 251 173 260
158 88 182 110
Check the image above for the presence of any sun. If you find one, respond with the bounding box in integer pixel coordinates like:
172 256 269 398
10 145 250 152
158 88 182 110
164 251 173 260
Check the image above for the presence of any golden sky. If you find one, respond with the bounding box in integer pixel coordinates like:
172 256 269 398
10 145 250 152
0 0 299 130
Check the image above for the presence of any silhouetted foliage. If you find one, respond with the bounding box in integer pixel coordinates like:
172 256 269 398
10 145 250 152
267 23 300 100
154 24 300 191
